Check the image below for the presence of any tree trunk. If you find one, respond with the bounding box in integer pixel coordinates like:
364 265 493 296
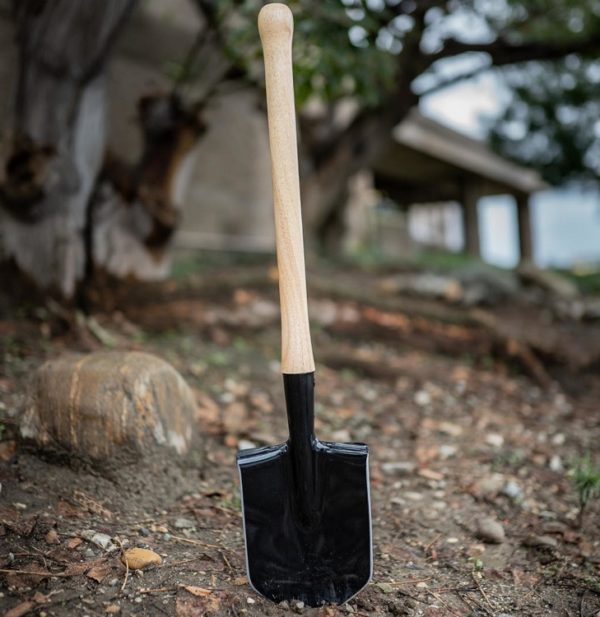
301 71 418 252
0 0 136 298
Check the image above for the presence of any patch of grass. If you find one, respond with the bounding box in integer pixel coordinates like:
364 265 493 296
414 248 488 272
221 494 241 512
571 453 600 525
555 267 600 295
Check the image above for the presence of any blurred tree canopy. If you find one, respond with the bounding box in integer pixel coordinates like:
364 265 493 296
187 0 600 242
1 0 599 298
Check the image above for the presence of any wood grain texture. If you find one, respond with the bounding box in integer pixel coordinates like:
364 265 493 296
259 4 315 374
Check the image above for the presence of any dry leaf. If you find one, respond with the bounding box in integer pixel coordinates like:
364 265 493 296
45 528 60 545
0 440 17 461
87 559 114 583
32 592 51 604
67 537 83 549
176 592 222 617
181 585 211 597
63 561 91 576
233 576 248 586
73 490 112 520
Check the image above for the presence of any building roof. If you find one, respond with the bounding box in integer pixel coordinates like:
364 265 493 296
373 109 548 204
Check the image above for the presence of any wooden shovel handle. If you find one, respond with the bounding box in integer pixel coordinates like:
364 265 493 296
259 4 314 374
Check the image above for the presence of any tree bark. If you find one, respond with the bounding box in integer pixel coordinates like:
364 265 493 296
0 0 136 298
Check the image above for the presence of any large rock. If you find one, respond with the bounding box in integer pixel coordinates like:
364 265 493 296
21 351 197 461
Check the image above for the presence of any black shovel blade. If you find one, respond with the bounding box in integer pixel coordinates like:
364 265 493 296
237 440 372 606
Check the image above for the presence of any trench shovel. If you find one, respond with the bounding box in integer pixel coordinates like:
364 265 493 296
236 4 372 607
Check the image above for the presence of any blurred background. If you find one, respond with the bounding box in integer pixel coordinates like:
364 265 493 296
0 0 599 298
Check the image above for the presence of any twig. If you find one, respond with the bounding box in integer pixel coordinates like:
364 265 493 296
389 576 433 586
114 537 129 592
139 586 178 594
428 590 464 617
471 573 494 615
0 568 70 577
220 551 233 573
170 534 221 549
424 533 442 555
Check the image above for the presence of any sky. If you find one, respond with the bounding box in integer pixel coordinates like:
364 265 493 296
420 72 600 268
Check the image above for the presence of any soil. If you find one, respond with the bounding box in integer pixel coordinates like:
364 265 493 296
1 261 599 617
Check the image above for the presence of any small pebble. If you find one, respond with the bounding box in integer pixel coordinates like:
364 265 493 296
45 528 60 545
549 455 563 472
14 502 27 510
163 533 172 541
108 578 119 587
331 429 352 442
523 534 558 549
295 600 305 610
381 462 416 476
238 440 257 451
439 444 457 459
475 517 505 544
246 597 255 604
138 527 151 537
503 481 522 499
414 390 431 407
551 433 565 446
174 517 195 530
485 433 504 448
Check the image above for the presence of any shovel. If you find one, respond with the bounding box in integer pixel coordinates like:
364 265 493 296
237 4 372 607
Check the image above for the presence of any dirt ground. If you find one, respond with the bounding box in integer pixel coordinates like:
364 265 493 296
1 261 599 616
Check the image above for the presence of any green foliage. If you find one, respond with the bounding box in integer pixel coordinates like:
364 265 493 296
554 267 600 295
489 58 600 184
571 453 600 515
185 0 600 184
214 0 399 107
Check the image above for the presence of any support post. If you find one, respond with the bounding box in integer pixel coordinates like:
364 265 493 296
462 182 480 257
516 193 533 264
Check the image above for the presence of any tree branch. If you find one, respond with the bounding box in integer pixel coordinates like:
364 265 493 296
425 33 600 67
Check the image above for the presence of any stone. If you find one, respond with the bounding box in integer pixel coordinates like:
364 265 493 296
121 547 162 570
381 462 416 476
82 530 116 552
173 517 195 530
414 390 431 407
473 474 505 497
475 517 505 544
549 455 563 472
485 433 504 448
238 440 257 451
21 351 197 461
45 529 60 545
523 534 558 549
503 481 522 499
138 527 151 537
